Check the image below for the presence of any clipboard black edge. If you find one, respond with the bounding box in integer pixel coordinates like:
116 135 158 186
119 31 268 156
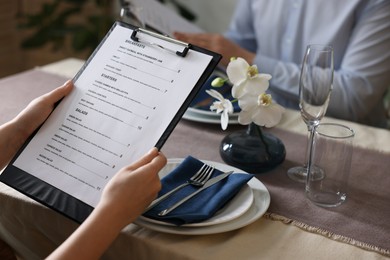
0 167 93 223
0 122 93 224
154 45 222 149
0 20 222 224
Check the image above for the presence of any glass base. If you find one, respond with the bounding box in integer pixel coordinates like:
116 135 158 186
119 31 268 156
287 165 324 183
306 190 347 208
219 128 286 174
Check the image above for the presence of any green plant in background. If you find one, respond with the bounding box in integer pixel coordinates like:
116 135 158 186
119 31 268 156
18 0 196 55
18 0 114 55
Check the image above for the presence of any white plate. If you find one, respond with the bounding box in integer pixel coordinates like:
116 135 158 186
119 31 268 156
185 107 225 117
139 160 254 227
134 159 270 235
183 108 239 125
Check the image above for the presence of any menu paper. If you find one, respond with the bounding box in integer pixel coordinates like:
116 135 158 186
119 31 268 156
9 22 216 208
124 0 204 36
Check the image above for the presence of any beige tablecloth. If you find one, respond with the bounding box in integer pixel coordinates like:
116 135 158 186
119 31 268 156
0 60 389 259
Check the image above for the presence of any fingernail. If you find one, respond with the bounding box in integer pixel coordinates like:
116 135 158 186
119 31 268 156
63 79 72 86
148 147 158 155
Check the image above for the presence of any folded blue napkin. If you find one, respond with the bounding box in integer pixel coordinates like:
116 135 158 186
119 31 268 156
190 71 241 112
143 156 253 226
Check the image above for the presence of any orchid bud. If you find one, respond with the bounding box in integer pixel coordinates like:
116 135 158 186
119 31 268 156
211 77 226 87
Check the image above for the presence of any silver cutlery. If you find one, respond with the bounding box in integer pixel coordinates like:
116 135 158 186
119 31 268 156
144 163 215 212
158 170 234 216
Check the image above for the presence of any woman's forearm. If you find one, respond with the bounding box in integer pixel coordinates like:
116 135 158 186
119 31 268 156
46 205 126 260
0 120 30 170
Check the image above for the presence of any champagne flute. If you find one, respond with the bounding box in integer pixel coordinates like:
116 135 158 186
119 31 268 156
287 44 334 182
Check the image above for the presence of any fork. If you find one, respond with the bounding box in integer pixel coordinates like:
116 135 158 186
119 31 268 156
144 164 215 212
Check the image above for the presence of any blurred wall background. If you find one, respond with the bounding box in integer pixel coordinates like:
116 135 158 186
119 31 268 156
0 0 237 78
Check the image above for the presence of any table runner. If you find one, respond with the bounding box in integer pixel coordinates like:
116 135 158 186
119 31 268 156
258 128 390 255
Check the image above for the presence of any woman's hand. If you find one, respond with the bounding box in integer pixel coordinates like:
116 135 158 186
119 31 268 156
174 32 255 67
0 80 73 169
14 80 73 141
47 148 166 260
96 147 167 228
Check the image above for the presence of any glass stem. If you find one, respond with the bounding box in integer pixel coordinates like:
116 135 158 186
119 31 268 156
305 125 316 185
302 130 311 167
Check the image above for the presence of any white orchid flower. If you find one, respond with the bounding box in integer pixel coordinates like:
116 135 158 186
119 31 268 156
206 89 234 130
226 57 272 99
238 92 285 128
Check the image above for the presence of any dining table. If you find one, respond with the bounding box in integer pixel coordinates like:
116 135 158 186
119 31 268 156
0 58 389 260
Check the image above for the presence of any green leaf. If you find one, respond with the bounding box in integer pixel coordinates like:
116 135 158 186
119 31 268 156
72 28 97 51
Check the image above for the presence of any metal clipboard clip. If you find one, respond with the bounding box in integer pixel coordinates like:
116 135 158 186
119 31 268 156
131 28 191 57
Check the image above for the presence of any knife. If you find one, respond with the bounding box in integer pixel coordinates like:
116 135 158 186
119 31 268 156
158 171 234 216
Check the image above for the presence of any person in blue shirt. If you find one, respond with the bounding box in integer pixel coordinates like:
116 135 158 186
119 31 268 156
175 0 390 128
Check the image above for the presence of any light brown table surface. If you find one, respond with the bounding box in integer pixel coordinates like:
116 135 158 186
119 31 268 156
0 59 389 260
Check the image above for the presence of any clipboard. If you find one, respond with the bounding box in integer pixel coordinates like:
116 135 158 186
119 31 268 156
0 21 221 223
